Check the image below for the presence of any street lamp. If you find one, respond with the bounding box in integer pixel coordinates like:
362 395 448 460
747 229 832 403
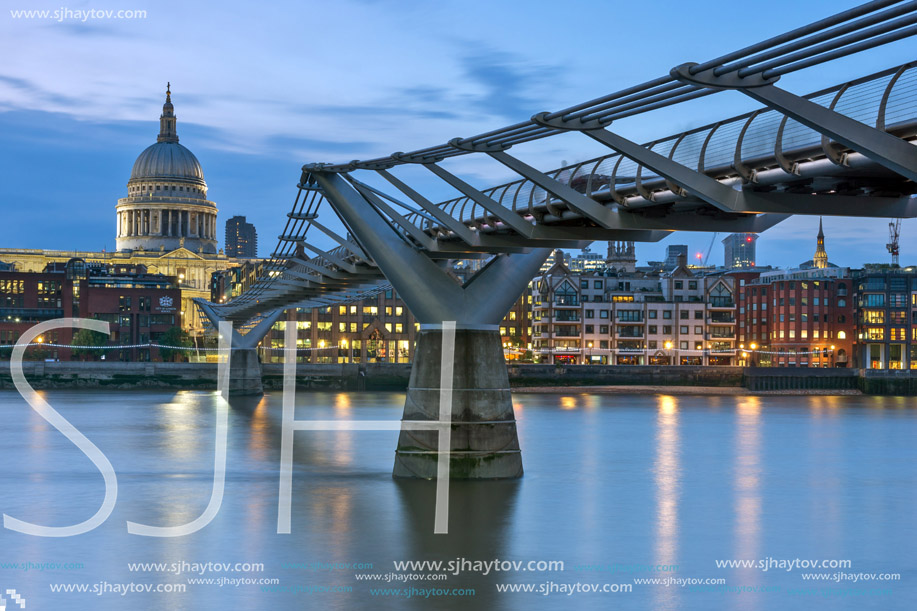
749 343 757 367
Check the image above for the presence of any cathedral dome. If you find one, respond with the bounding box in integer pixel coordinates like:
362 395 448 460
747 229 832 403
116 84 218 255
130 141 204 183
127 83 205 186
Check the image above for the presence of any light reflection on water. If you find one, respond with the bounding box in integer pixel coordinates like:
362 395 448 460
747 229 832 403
654 395 679 611
0 390 914 610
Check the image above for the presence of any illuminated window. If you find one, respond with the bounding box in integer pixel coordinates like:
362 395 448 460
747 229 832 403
866 327 885 340
864 310 885 324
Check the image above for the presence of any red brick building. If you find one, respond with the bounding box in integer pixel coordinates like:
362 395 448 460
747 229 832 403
739 268 856 367
0 259 182 362
0 270 76 360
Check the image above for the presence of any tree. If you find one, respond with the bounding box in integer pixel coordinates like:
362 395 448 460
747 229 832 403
70 329 109 360
158 326 192 362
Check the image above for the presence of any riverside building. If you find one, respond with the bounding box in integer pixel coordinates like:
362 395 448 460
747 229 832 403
854 267 917 370
531 253 739 365
0 259 181 362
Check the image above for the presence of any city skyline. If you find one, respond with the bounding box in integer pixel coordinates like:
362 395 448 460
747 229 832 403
2 0 915 266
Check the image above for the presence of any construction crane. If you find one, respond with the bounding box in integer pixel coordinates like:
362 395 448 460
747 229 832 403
887 219 901 267
703 232 718 266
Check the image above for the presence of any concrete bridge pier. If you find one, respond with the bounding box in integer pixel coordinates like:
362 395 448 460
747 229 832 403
394 325 523 478
195 302 285 396
312 171 550 479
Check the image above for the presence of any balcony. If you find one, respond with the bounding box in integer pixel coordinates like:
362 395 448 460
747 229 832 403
708 299 736 309
554 329 580 338
553 312 581 322
708 314 735 324
553 297 580 308
708 331 736 339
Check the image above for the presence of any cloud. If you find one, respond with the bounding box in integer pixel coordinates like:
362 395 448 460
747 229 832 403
460 49 561 121
0 74 80 107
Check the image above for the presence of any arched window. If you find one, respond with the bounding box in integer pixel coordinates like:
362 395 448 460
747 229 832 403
837 330 846 339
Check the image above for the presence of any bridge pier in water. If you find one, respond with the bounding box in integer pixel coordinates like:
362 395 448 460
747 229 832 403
312 172 550 479
195 302 285 396
394 326 522 479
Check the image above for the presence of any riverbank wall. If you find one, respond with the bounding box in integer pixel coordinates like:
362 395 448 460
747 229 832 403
1 361 914 395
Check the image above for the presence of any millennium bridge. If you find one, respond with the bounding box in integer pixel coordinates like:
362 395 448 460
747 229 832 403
196 0 917 479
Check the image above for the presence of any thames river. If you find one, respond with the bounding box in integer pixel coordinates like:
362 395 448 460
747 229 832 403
0 389 914 610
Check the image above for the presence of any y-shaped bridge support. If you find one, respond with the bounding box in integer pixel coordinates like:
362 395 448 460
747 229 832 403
196 302 285 396
312 171 550 479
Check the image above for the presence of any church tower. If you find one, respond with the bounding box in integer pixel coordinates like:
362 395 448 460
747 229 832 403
606 241 636 272
813 217 828 269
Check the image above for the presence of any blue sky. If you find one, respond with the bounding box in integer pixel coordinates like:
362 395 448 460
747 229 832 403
1 0 914 267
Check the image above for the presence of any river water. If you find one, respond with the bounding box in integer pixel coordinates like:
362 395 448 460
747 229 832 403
0 389 914 610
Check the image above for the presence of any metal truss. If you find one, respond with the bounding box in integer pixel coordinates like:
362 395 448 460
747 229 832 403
209 0 917 322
